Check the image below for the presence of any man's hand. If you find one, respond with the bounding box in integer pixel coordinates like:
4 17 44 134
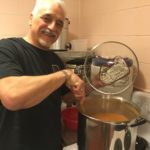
63 69 85 104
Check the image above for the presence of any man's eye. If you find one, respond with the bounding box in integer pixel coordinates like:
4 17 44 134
56 20 64 28
41 16 51 23
40 15 64 28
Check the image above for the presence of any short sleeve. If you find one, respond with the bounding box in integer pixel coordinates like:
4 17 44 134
0 39 24 78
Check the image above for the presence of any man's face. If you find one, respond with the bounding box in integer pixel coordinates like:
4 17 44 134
29 3 65 49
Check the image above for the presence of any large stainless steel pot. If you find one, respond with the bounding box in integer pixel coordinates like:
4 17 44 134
77 95 146 150
50 18 71 50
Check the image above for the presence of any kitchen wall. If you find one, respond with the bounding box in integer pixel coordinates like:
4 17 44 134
0 0 149 92
0 0 35 38
64 0 80 39
0 0 80 38
77 0 150 92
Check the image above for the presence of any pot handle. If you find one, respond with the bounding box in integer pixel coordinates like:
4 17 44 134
115 117 147 131
115 124 127 131
130 117 147 127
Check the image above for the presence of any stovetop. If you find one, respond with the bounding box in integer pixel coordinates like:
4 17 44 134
136 136 149 150
137 122 150 149
62 121 150 150
63 135 149 150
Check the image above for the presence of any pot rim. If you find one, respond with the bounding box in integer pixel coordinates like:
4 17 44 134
78 95 141 125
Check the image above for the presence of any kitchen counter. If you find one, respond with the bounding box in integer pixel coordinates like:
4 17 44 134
54 51 88 62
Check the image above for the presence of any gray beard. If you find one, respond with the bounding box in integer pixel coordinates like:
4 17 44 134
38 38 51 50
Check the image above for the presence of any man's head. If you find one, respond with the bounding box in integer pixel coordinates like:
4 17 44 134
25 0 66 50
32 0 66 17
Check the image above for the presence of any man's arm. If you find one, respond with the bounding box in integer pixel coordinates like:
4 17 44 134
0 69 85 111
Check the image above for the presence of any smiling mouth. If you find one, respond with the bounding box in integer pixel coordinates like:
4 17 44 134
40 28 57 38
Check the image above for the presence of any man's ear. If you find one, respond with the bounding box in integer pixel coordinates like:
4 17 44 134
29 14 33 26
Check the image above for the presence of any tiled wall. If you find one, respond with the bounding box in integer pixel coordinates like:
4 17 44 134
78 0 150 92
0 0 149 92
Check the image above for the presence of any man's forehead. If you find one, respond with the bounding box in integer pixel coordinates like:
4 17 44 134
38 3 65 19
32 0 66 19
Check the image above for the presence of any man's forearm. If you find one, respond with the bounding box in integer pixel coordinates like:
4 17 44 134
0 71 67 110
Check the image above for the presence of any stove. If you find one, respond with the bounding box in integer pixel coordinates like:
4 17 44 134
136 122 150 150
62 105 150 150
136 136 149 150
108 127 149 150
59 52 150 150
76 123 149 150
63 136 149 150
132 91 150 149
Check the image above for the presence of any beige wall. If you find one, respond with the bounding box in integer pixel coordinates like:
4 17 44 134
78 0 150 92
0 0 149 92
0 0 80 39
64 0 80 39
0 0 35 38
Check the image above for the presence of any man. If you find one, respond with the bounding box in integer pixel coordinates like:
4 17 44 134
0 0 85 150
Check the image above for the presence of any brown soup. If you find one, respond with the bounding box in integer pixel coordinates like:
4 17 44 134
91 113 128 122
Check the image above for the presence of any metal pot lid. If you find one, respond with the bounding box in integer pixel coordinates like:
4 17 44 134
84 41 139 95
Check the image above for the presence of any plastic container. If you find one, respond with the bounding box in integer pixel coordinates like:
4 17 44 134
70 39 88 51
61 107 78 131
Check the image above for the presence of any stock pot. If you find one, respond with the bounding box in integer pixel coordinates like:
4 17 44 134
66 41 142 150
77 95 146 150
51 18 71 50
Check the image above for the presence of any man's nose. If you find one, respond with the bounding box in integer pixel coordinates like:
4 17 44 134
48 21 57 30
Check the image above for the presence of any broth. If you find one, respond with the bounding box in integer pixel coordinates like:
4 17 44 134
91 113 128 122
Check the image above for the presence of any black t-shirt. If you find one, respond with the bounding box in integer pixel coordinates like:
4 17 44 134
0 38 68 150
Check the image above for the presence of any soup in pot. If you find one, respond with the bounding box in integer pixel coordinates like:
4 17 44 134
91 113 128 122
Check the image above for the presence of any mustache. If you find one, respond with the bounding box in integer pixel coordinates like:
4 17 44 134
40 28 57 38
